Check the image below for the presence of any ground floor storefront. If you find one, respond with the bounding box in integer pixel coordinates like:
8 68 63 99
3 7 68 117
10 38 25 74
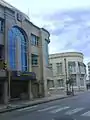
0 80 44 104
0 71 44 104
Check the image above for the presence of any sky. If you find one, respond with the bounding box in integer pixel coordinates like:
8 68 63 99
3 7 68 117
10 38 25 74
5 0 90 64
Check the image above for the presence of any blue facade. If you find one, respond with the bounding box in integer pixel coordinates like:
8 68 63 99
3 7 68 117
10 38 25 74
8 26 27 71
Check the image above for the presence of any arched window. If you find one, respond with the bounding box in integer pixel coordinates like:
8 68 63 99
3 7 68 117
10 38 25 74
8 26 28 71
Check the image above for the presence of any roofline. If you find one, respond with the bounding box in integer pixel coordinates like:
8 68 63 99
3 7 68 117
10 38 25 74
49 52 84 59
49 52 83 56
0 0 50 35
41 28 50 37
25 19 50 35
0 0 29 20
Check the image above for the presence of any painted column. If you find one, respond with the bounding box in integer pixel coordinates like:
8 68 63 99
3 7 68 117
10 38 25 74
3 81 8 104
28 81 33 100
28 35 33 100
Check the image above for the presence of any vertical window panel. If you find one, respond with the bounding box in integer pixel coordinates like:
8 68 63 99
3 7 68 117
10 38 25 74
8 26 27 71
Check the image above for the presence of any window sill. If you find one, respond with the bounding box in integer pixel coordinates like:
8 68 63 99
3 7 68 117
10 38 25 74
32 65 39 67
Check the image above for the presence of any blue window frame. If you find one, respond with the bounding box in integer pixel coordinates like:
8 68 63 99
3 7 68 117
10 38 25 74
8 26 28 71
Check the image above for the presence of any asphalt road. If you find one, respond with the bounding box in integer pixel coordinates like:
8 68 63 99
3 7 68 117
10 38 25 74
1 91 90 120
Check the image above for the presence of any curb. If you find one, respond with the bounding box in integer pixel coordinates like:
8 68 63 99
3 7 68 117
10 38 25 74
0 96 68 114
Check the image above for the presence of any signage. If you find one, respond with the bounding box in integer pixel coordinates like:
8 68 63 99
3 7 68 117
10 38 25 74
11 71 36 80
21 72 36 80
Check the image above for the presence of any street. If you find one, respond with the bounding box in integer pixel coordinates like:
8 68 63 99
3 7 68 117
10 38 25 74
0 91 90 120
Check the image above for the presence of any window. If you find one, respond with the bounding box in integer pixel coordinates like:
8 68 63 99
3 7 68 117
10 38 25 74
80 75 84 86
0 18 4 32
31 34 39 46
88 66 90 69
68 62 76 73
57 79 64 87
56 63 62 74
47 80 54 89
32 54 38 65
8 26 28 71
49 64 52 70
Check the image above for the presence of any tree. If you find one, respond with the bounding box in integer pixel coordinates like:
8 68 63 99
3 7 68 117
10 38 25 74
66 74 74 95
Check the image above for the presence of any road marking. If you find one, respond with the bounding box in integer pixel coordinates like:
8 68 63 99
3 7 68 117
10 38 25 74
50 106 70 113
81 111 90 116
65 108 84 115
17 105 38 111
38 106 58 112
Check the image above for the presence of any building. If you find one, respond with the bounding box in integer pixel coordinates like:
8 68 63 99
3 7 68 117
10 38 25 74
87 62 90 81
86 62 90 89
0 0 52 104
49 52 86 93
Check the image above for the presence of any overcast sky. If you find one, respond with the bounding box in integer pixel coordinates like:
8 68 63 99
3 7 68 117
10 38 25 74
5 0 90 64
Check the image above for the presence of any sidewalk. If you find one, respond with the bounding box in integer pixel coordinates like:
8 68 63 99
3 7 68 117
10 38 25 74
0 94 67 113
0 90 87 113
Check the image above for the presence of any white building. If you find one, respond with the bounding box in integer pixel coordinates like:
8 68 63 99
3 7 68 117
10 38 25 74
87 62 90 81
49 52 86 92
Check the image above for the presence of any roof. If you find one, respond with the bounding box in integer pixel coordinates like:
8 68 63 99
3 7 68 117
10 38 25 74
0 0 29 20
0 0 50 36
49 52 83 59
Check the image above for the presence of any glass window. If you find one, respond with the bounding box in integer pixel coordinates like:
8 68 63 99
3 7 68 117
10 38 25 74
56 63 62 74
0 18 4 32
57 79 64 87
68 62 76 73
31 34 39 46
32 54 38 65
49 64 52 70
8 26 27 71
80 76 84 86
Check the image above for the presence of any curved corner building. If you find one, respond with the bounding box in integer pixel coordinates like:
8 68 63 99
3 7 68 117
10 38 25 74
49 52 86 93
